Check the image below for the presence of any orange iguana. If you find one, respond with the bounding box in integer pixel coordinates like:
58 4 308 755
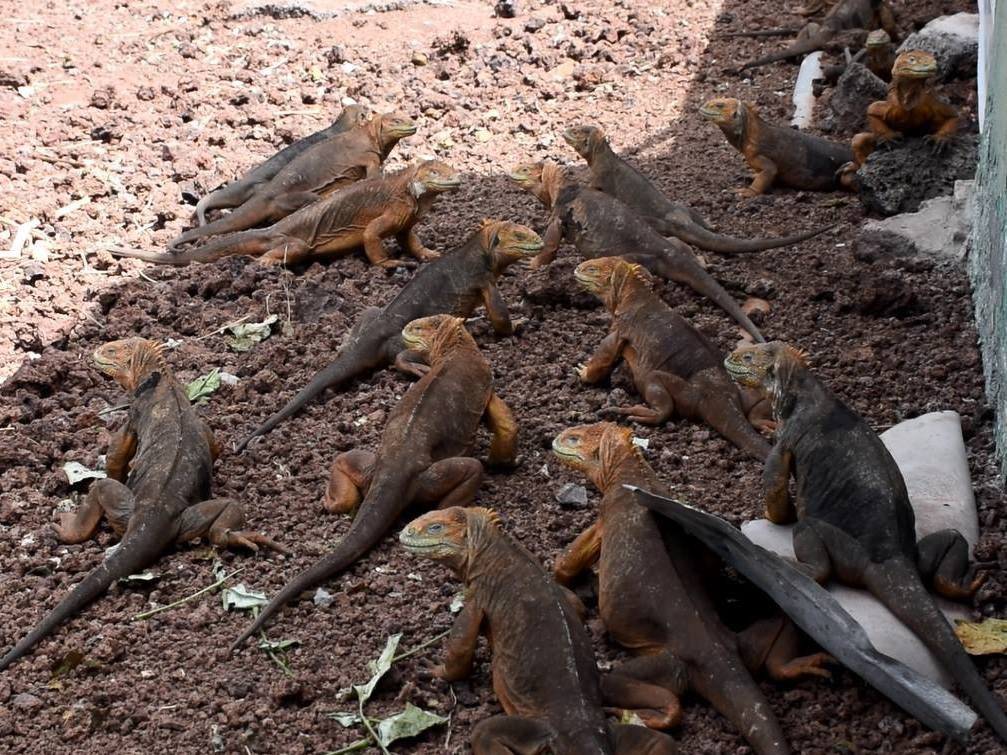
172 111 416 248
113 160 460 268
0 338 285 672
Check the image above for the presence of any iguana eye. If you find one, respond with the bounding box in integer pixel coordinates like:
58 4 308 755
427 523 444 533
743 353 753 363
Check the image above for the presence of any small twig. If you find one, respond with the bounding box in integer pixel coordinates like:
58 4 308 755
358 692 390 755
443 686 457 750
195 314 251 341
324 738 372 755
98 402 130 416
258 629 294 677
391 629 451 664
132 567 243 620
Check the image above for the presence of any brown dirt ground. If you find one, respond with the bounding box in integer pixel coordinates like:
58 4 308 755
1 0 1003 753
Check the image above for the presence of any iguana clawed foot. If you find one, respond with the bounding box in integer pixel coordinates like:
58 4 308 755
215 529 290 555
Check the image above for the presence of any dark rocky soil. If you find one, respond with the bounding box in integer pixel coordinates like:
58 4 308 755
1 0 1002 753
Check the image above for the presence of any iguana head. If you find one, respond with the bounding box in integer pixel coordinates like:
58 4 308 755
410 160 462 198
574 256 647 312
865 29 892 49
724 341 809 393
93 337 168 392
374 111 418 147
892 49 938 80
552 422 639 489
508 160 565 207
699 97 746 128
563 124 606 160
401 314 471 362
339 104 369 127
479 219 543 270
400 506 501 576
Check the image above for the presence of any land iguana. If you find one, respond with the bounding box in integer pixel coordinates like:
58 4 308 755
818 29 895 88
574 257 772 461
509 161 765 342
562 124 832 252
0 338 286 672
723 341 1007 743
700 98 858 195
551 423 831 754
172 111 417 248
732 0 897 73
231 315 518 650
847 49 961 170
112 160 460 268
192 104 367 226
235 219 543 452
400 506 680 755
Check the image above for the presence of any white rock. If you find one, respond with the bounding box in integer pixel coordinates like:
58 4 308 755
741 410 976 687
860 180 974 261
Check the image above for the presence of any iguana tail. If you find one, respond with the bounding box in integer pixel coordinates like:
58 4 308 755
669 221 834 256
693 650 791 755
112 230 274 266
195 182 257 226
864 558 1007 743
717 28 800 38
230 469 415 651
235 326 389 453
633 250 765 342
735 32 832 72
700 403 772 462
0 523 169 671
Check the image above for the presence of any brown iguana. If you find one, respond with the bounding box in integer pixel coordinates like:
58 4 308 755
172 111 416 248
723 341 1007 743
231 315 518 650
192 104 368 226
235 220 543 451
112 160 460 268
400 506 680 754
0 338 285 672
562 124 832 252
509 161 765 342
700 98 858 195
733 0 897 73
848 49 961 169
574 257 772 461
552 422 832 753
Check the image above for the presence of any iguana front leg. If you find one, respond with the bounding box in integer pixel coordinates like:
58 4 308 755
362 212 407 268
737 616 833 681
399 227 440 262
554 520 602 585
436 600 484 681
738 155 779 197
578 332 625 384
105 421 138 482
600 652 686 730
762 444 796 523
481 282 513 336
176 497 289 554
412 457 484 508
924 101 961 154
483 392 518 467
55 477 136 542
393 349 430 378
529 215 563 269
866 102 903 144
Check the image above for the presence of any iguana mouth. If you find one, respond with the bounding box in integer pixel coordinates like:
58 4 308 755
427 177 461 191
573 270 601 290
900 62 937 78
562 129 580 146
401 332 427 350
699 105 723 121
551 437 583 462
723 358 757 384
389 124 418 137
514 239 545 255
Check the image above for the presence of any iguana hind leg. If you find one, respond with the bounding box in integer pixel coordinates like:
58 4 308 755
176 497 289 554
791 521 833 584
917 529 985 601
605 371 697 426
610 723 680 755
600 652 687 730
55 477 135 542
256 236 313 266
413 457 483 508
737 615 833 681
470 715 555 754
324 449 377 514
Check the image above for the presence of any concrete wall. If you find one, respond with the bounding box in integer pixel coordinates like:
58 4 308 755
971 0 1007 475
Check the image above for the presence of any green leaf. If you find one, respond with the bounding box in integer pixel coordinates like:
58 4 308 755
449 592 465 613
63 461 106 485
119 571 159 585
221 583 268 611
327 711 362 728
956 618 1007 655
258 637 300 653
226 314 279 352
375 703 447 747
186 368 222 404
353 633 402 704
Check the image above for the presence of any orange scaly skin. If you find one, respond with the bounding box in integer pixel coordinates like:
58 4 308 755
231 316 518 651
113 160 460 268
563 124 832 252
575 257 772 461
0 338 285 672
725 341 1007 744
552 423 832 755
700 98 857 195
849 50 960 168
400 507 680 755
509 160 765 342
172 110 414 247
191 105 368 227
